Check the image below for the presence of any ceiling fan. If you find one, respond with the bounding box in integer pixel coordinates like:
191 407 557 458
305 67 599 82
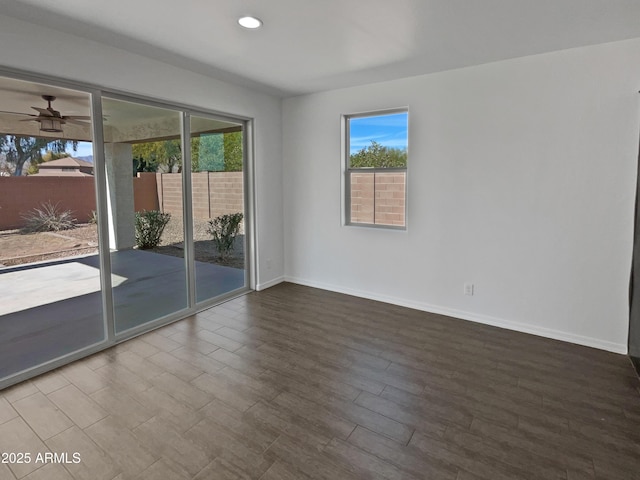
0 95 90 133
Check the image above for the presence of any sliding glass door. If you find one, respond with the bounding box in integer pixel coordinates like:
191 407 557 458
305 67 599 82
0 70 252 388
0 76 104 379
102 97 188 333
190 115 246 304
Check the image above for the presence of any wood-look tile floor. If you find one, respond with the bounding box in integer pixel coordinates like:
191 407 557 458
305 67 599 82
1 282 640 479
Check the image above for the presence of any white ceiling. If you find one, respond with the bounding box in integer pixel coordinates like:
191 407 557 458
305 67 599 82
3 0 640 97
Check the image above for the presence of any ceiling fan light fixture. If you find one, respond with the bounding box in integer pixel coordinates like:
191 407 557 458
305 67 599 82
39 117 64 133
238 16 262 29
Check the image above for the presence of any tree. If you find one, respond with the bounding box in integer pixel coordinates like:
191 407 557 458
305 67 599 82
223 131 243 172
0 135 77 176
132 131 243 174
132 139 181 173
350 140 407 168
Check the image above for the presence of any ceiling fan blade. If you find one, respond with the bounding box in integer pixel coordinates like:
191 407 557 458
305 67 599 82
19 118 37 122
63 115 91 120
31 107 54 116
64 118 89 126
0 110 34 117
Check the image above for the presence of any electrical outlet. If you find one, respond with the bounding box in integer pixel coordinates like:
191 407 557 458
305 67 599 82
464 283 474 296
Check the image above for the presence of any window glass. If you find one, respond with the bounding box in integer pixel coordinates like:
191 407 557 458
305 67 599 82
346 110 408 228
0 76 103 381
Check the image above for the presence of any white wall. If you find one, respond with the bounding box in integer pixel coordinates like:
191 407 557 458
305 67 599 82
283 38 640 353
0 14 284 289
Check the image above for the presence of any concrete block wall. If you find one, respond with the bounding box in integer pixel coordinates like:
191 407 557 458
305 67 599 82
350 173 375 224
350 172 406 226
192 173 211 219
208 172 244 219
133 172 160 212
156 172 244 219
0 176 96 230
0 172 398 230
0 171 245 231
157 173 184 215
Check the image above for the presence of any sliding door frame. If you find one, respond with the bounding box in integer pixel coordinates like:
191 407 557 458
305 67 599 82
0 66 256 389
98 91 255 341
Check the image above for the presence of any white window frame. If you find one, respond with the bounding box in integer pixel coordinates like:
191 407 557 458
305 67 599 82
342 108 408 230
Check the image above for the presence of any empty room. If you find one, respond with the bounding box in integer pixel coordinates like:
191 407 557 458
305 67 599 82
1 1 640 479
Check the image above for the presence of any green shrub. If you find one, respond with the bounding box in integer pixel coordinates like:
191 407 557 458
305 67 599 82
135 210 171 249
89 210 98 224
207 212 243 258
21 201 76 232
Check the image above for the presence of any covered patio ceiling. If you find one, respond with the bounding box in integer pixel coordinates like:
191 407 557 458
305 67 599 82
0 76 240 143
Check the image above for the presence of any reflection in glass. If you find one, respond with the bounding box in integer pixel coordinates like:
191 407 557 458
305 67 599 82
102 98 187 333
190 116 246 303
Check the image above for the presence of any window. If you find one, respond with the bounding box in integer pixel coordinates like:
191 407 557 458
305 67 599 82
344 109 408 228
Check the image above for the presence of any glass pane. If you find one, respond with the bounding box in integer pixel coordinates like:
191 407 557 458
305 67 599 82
348 112 408 168
374 171 406 226
350 172 375 224
350 171 406 226
102 98 186 333
190 116 246 303
0 77 103 380
348 111 408 227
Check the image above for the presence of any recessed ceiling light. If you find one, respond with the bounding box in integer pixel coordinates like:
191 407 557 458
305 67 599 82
238 16 262 29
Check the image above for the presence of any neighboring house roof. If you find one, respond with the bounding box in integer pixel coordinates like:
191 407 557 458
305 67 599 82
30 170 94 177
30 157 94 176
38 157 94 169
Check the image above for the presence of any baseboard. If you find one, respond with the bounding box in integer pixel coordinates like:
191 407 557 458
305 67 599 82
256 276 285 291
284 276 628 355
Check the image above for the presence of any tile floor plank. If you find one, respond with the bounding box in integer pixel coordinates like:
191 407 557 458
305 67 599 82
11 392 73 440
0 396 18 425
84 417 157 477
347 426 457 480
47 385 107 429
89 385 154 430
22 463 74 480
45 425 121 480
132 417 210 477
0 417 48 478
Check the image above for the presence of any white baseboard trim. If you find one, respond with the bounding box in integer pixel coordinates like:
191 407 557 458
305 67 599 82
256 276 285 291
284 276 627 355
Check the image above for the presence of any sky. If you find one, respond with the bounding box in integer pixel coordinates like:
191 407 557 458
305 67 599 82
66 141 94 158
349 112 408 154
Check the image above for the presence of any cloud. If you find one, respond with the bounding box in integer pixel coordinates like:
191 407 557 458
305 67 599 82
349 128 408 154
349 112 408 153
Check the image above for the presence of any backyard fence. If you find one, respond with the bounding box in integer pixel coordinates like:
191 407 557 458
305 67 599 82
0 170 403 230
156 171 244 219
0 171 244 230
350 172 406 226
0 176 97 230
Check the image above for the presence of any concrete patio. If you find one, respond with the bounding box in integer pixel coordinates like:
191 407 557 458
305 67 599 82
0 249 245 380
